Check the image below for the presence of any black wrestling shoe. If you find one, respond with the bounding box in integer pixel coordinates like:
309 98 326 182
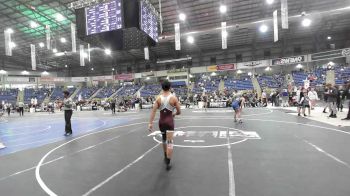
165 158 172 170
341 118 350 120
64 132 72 136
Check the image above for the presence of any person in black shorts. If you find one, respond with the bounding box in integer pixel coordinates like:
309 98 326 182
149 80 181 170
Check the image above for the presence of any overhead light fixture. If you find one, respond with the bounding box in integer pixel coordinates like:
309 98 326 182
189 74 193 78
248 72 252 76
60 37 66 43
21 70 29 75
105 49 111 55
187 36 194 44
327 36 332 40
52 48 58 53
266 0 274 5
302 18 312 27
179 13 186 21
41 71 49 75
296 64 303 68
30 21 39 28
146 77 150 80
219 5 227 13
329 61 335 66
39 42 45 48
265 66 272 71
211 72 217 76
6 28 14 34
237 70 243 74
55 13 65 21
0 69 7 74
259 24 268 33
340 68 344 71
91 67 94 71
83 52 88 58
65 64 68 68
9 42 16 48
112 68 115 71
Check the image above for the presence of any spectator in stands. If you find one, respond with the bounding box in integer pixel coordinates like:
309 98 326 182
342 82 350 120
308 88 319 110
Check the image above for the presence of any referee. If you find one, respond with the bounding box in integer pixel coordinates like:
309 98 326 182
63 91 73 136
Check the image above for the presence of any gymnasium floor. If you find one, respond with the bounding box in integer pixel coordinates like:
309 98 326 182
0 108 349 196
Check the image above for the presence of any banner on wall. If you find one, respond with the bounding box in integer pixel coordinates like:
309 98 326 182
92 76 113 81
46 25 51 50
40 77 65 82
273 10 278 42
31 44 36 70
174 23 181 50
71 77 89 82
237 60 270 69
142 72 155 77
281 0 289 29
4 29 12 56
167 68 188 74
342 48 350 57
7 77 35 83
207 65 218 72
217 64 235 71
272 56 305 65
71 23 77 52
207 64 235 72
115 74 134 81
221 22 227 49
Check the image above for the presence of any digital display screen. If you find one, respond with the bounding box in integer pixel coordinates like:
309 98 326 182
85 0 123 35
140 1 159 42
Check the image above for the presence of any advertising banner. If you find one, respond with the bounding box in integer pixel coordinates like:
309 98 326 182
40 77 65 82
272 56 305 65
71 77 89 82
207 65 218 72
116 74 134 81
237 60 270 69
217 64 235 71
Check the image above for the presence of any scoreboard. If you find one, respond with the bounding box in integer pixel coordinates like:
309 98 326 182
140 0 159 42
85 0 123 35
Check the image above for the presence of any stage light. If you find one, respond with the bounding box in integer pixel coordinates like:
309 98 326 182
296 64 303 68
112 68 115 71
259 24 268 33
220 5 227 13
6 28 14 34
55 13 65 21
179 13 186 21
60 37 67 43
266 0 274 5
187 36 194 44
41 71 49 75
21 70 29 75
105 49 111 55
302 18 312 27
91 67 94 71
30 21 39 28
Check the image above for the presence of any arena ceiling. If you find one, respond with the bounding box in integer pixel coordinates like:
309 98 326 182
0 0 350 74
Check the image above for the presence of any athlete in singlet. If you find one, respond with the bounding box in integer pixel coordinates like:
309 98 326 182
149 80 181 170
232 96 245 123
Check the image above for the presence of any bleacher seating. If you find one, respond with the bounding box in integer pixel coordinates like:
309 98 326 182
117 85 141 97
335 66 350 85
94 87 120 99
0 89 18 104
50 87 76 101
192 77 220 94
171 81 188 98
258 75 283 88
224 77 253 94
75 87 99 100
24 88 49 104
140 84 159 97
